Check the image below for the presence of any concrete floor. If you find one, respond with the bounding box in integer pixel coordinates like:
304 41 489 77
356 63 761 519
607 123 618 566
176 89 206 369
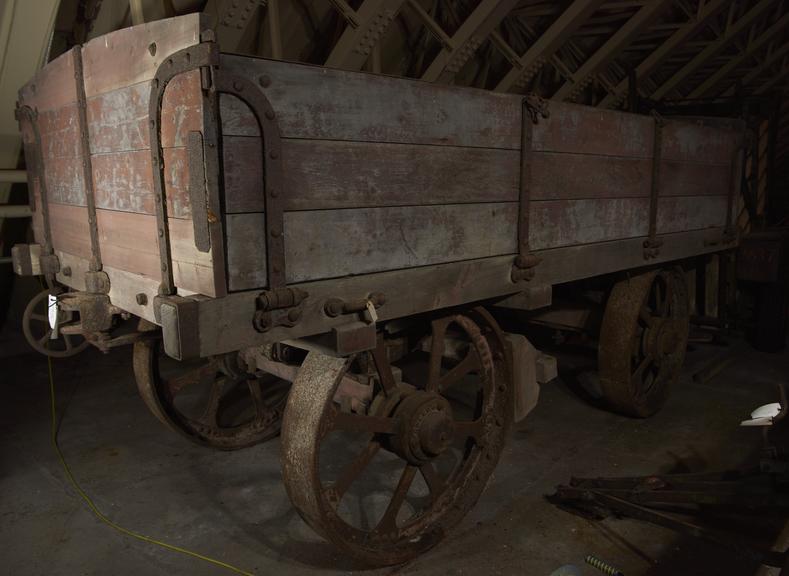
1 321 787 576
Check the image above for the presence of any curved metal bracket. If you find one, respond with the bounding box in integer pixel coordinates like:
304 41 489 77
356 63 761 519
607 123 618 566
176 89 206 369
148 41 220 295
214 72 286 291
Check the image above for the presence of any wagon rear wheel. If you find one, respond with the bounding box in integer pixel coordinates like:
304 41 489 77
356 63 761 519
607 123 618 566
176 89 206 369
23 289 89 358
281 307 511 566
598 268 689 417
132 322 289 450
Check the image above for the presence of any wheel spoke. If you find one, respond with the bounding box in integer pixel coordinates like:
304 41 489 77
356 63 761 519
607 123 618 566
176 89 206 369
31 313 48 323
247 378 268 418
419 462 446 501
438 349 480 393
371 339 396 396
37 330 52 345
632 353 654 383
660 278 673 317
200 376 226 427
327 439 381 505
330 408 396 435
63 334 73 351
639 306 655 327
453 419 484 442
376 464 417 532
426 318 451 392
167 362 217 396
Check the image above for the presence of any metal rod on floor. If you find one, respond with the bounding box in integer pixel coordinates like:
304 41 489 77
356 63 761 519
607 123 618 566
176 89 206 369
0 256 12 264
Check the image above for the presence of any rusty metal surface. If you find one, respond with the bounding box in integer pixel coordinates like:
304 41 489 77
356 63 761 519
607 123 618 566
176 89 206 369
132 319 288 450
598 268 689 417
280 307 511 566
644 113 664 259
22 290 90 358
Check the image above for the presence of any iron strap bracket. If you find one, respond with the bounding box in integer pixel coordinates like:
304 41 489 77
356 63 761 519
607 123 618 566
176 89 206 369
148 40 220 296
512 94 548 283
213 72 287 292
73 48 102 273
644 111 664 260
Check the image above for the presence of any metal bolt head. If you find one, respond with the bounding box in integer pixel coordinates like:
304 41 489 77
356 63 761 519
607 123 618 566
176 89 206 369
258 75 271 88
287 308 302 322
136 293 148 305
62 266 72 277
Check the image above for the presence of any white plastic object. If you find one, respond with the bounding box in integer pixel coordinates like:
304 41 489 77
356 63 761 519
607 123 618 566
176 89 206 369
47 293 59 338
740 402 782 427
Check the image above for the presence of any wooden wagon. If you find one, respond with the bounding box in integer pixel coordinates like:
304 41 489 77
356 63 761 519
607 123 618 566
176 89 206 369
12 14 743 566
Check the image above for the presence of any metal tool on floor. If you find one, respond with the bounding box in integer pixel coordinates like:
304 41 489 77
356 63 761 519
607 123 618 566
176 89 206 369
585 555 624 576
551 383 789 571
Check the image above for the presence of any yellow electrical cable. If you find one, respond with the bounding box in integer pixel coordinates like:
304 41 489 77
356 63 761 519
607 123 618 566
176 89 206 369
47 357 255 576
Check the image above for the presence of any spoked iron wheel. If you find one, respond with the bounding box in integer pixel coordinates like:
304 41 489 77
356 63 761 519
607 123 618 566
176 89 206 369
133 322 289 450
22 289 89 358
598 268 689 417
281 307 511 566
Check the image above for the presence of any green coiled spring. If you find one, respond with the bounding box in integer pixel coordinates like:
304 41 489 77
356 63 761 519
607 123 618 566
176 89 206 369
585 555 624 576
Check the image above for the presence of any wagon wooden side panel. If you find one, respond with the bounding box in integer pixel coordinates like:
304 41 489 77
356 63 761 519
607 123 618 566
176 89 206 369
217 55 738 295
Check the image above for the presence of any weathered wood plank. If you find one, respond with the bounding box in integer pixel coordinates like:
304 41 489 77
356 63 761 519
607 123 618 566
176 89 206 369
91 148 190 218
223 136 263 213
659 161 730 197
18 48 78 110
81 13 207 97
656 195 727 233
226 212 267 291
220 54 522 148
219 94 260 137
530 198 649 249
44 156 86 206
225 198 665 287
661 121 737 165
46 203 217 296
532 152 651 200
37 104 82 159
49 204 91 259
198 228 734 356
532 102 654 158
86 71 203 153
95 208 217 296
223 137 521 213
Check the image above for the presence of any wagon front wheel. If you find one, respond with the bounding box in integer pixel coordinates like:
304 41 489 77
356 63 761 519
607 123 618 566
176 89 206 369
598 268 689 417
280 307 511 566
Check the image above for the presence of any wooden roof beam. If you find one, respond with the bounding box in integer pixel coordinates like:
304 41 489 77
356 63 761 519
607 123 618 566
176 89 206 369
598 0 730 107
421 0 520 83
552 0 669 101
756 59 789 94
325 0 407 70
721 37 789 95
687 9 789 99
494 0 606 93
650 0 779 100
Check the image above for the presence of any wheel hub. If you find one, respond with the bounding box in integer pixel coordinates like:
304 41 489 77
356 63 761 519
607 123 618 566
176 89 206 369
391 391 454 465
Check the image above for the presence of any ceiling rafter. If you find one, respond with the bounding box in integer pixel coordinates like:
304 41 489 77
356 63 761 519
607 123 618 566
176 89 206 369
421 0 520 83
598 0 730 108
493 0 605 93
552 0 669 101
324 0 407 70
687 9 789 99
756 56 789 94
650 0 779 100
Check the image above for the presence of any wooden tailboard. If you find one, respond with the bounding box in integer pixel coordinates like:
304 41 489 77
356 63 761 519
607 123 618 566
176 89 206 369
219 54 741 292
18 14 223 302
